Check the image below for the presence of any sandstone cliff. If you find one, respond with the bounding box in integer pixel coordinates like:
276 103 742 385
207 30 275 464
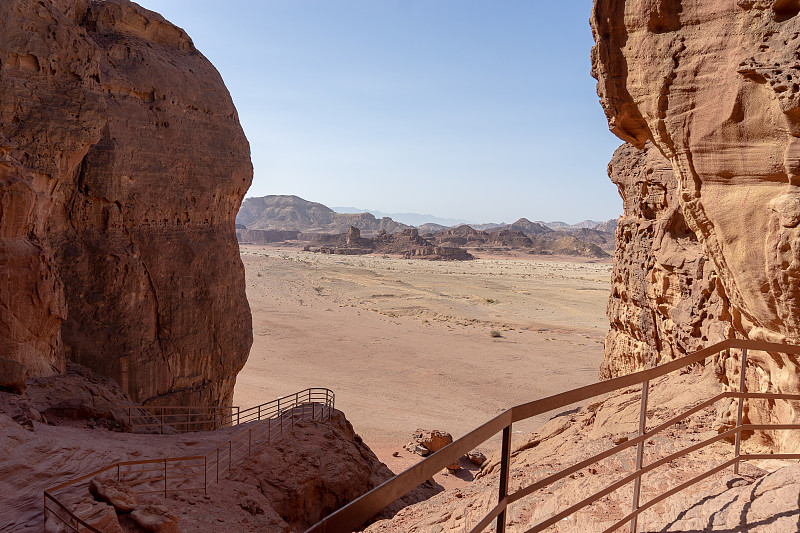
603 141 734 378
0 0 252 406
592 0 800 451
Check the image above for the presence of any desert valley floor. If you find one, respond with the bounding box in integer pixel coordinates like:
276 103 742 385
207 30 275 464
234 246 611 484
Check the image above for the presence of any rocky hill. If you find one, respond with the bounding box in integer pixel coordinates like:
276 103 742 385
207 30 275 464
0 0 251 408
427 223 611 258
238 195 410 235
237 198 615 258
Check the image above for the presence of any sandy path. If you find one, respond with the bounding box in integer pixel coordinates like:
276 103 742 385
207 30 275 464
234 247 611 473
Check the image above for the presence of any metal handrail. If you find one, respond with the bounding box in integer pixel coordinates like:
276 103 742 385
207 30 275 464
43 388 335 532
306 338 800 533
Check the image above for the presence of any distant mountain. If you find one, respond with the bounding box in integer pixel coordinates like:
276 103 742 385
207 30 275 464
426 224 610 258
471 222 506 231
505 218 554 235
417 223 449 235
237 195 410 235
331 207 470 227
237 195 619 253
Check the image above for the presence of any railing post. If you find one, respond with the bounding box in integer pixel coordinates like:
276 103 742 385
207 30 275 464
630 380 649 533
496 423 512 533
164 459 168 497
734 348 748 475
160 407 164 434
229 441 232 477
258 404 261 421
117 464 120 482
216 448 219 483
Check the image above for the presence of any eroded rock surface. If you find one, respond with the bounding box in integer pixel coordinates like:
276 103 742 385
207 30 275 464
0 0 252 406
365 369 776 532
603 142 735 378
591 0 800 452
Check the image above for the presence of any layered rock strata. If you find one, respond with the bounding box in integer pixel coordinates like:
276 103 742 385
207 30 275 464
0 0 252 406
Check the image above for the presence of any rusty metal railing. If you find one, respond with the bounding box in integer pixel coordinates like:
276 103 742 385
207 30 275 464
306 339 800 533
43 388 335 532
116 404 241 433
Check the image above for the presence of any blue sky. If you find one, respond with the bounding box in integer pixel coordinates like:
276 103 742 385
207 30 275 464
139 1 623 224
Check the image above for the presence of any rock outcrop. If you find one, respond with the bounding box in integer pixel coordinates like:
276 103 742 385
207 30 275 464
603 142 734 378
592 0 800 344
1 0 252 406
591 0 800 451
365 369 771 532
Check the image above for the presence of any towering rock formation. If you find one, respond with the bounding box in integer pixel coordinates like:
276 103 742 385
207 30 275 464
592 0 800 450
603 142 734 378
0 0 252 407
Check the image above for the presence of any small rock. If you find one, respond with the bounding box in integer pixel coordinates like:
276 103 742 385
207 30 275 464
612 434 629 445
89 478 138 513
130 505 180 533
466 451 486 466
446 461 461 472
27 407 42 422
412 429 453 453
403 441 430 456
392 451 400 457
414 444 430 456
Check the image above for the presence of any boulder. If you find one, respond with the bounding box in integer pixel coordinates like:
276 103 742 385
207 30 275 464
130 505 180 533
0 358 28 395
73 501 124 533
466 451 486 466
412 429 453 454
89 478 138 513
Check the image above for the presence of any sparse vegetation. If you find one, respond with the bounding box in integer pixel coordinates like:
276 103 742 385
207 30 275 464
313 286 324 294
490 330 502 338
485 298 498 304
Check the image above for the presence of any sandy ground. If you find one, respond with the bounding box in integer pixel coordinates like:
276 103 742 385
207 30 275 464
233 246 611 487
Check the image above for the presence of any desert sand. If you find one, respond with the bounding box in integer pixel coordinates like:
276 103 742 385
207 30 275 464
233 246 611 477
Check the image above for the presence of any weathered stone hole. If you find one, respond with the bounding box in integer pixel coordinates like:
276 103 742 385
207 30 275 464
774 0 800 22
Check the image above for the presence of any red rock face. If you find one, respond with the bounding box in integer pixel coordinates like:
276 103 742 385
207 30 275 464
591 0 800 344
603 142 735 378
592 1 800 451
0 0 252 407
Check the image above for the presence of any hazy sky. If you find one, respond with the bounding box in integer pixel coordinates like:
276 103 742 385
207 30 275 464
139 1 623 224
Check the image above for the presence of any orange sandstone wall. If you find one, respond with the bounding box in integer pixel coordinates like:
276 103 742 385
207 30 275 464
0 0 252 407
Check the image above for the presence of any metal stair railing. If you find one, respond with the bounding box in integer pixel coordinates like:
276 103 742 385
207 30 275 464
305 339 800 533
43 387 335 533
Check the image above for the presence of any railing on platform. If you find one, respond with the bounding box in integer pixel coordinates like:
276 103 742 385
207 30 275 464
44 388 335 533
305 339 800 533
118 404 241 433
